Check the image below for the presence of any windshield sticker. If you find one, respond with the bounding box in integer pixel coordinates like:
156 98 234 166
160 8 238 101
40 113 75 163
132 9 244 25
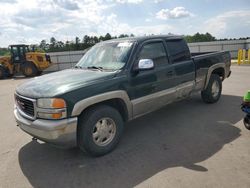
117 42 132 47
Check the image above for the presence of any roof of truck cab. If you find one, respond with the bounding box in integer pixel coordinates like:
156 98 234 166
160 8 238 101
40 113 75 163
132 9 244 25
102 35 184 44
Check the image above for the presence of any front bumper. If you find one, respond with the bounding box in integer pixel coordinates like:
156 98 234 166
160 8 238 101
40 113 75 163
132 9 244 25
14 108 77 147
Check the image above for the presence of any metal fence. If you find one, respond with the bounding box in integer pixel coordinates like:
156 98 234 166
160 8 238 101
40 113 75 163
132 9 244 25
45 50 86 72
188 39 250 59
44 39 250 73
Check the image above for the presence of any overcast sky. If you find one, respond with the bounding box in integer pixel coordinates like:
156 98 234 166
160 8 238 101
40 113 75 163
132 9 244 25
0 0 249 47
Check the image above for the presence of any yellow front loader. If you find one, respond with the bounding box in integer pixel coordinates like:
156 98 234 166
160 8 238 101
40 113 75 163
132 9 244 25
0 44 51 79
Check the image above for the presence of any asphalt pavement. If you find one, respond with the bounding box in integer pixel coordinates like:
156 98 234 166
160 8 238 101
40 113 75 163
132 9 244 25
0 66 250 188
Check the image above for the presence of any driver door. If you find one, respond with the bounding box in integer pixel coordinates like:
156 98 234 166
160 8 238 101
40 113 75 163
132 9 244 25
128 40 177 118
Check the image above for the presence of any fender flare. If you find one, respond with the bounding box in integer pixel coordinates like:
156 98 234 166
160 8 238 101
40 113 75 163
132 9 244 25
71 90 133 120
204 63 225 89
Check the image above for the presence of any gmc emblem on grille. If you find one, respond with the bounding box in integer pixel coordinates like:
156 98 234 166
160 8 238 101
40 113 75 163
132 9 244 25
17 98 25 110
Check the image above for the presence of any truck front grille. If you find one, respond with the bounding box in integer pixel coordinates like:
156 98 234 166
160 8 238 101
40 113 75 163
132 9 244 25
15 94 35 117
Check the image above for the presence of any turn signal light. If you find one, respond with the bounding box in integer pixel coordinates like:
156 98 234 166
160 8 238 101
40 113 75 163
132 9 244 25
52 99 66 108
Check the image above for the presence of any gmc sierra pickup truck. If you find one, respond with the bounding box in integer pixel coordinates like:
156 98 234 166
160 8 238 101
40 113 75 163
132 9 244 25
14 35 231 156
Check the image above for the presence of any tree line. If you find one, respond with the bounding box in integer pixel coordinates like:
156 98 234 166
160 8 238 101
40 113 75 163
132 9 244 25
39 33 134 52
0 48 10 56
0 32 250 55
41 32 218 52
39 32 250 53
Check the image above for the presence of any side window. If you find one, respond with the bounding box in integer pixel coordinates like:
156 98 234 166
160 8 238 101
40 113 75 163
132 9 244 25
20 47 24 55
11 47 19 61
166 39 191 63
12 47 18 55
138 42 168 66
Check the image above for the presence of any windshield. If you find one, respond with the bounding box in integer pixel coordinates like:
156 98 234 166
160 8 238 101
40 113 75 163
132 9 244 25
76 41 134 71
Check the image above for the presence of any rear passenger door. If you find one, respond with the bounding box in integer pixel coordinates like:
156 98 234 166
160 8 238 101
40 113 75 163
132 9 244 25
165 39 195 99
129 40 177 117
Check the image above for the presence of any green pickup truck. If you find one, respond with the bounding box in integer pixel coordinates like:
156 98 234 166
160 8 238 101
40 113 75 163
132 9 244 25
14 35 231 156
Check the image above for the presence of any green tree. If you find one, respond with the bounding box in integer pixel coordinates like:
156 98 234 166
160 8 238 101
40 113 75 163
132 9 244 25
99 35 105 41
0 48 10 56
118 34 129 38
49 37 56 50
104 33 112 40
57 41 65 48
39 40 48 50
184 32 216 43
93 36 99 43
83 35 90 44
75 37 80 50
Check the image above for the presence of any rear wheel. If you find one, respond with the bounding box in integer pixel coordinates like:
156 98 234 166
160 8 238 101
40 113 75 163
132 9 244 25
77 105 124 157
23 62 38 77
201 74 222 103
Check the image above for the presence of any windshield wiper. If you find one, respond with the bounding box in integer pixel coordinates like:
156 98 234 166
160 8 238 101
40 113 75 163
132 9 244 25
87 66 103 71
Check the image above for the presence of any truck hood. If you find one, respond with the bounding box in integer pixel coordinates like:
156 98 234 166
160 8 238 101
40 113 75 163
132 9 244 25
16 69 116 98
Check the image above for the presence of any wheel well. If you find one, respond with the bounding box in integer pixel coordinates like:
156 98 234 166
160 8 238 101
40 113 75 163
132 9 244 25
212 67 225 80
25 61 37 67
79 98 129 122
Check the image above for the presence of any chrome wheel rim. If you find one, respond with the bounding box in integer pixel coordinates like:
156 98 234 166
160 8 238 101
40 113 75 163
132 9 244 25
211 80 220 98
92 117 116 147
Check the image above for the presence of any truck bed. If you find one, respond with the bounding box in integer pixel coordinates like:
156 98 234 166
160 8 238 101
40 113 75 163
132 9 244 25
191 51 231 91
192 51 231 68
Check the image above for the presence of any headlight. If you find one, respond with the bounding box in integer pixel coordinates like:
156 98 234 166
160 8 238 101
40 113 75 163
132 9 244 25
37 98 66 109
37 98 67 119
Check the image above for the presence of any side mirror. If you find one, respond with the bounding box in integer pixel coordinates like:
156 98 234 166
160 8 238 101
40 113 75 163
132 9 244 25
138 59 154 70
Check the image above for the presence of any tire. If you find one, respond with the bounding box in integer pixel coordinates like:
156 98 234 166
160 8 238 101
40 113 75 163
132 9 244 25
23 61 38 77
37 71 43 76
7 73 14 78
201 74 222 103
77 105 124 157
0 66 7 79
243 116 250 130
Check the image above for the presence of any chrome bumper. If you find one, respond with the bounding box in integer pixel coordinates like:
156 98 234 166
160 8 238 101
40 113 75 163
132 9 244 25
14 108 77 147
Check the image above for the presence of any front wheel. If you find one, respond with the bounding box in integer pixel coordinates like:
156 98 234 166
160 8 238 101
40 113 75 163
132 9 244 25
23 62 38 77
201 74 222 103
77 105 124 157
